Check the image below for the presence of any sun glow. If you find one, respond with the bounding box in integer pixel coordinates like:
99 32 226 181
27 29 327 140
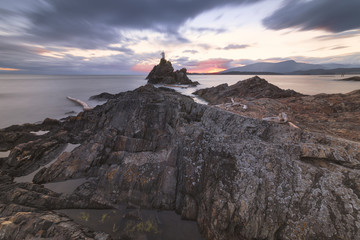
0 67 20 71
207 68 226 73
189 67 226 73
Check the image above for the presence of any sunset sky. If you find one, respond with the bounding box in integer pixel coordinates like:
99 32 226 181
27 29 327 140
0 0 359 74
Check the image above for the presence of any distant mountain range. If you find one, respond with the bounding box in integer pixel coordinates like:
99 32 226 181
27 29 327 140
219 60 360 75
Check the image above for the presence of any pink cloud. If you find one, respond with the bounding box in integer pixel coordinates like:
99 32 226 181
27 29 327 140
186 58 232 73
131 63 154 73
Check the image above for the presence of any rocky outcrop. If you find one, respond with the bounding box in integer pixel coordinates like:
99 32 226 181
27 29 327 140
1 84 360 239
146 58 199 85
193 76 304 104
339 76 360 81
202 77 360 142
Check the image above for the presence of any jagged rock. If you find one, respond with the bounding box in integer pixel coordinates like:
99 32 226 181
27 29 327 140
146 58 199 85
1 84 360 239
0 118 61 151
193 76 304 104
0 203 110 240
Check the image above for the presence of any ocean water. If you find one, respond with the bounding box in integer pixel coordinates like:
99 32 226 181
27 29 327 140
1 74 360 129
0 74 145 128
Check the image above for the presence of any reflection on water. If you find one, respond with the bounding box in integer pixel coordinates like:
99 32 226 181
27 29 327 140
14 143 80 183
44 178 87 194
57 207 204 240
0 74 146 128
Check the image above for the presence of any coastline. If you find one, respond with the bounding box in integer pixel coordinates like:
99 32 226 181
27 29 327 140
0 76 360 239
1 73 360 129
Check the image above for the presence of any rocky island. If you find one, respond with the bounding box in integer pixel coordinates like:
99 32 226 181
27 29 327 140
0 76 360 239
146 53 199 86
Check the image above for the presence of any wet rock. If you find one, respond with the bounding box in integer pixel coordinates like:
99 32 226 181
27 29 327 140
146 58 199 86
123 209 142 221
0 203 110 240
193 76 304 104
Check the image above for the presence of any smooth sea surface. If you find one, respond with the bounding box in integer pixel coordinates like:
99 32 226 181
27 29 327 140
1 73 360 129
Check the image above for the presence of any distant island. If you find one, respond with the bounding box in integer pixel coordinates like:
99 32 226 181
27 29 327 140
189 60 360 75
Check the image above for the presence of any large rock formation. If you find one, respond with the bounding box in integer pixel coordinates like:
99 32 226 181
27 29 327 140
146 58 199 85
195 76 360 142
193 76 303 104
1 84 360 239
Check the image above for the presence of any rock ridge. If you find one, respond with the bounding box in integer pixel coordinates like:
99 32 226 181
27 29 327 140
193 76 304 104
195 76 360 142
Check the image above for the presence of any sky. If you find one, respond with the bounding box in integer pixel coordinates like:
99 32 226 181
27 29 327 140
0 0 359 74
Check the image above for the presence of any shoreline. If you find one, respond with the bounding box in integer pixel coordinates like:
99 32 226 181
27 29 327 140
0 77 360 239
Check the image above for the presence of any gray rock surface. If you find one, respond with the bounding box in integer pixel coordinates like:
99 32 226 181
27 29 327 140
1 84 360 239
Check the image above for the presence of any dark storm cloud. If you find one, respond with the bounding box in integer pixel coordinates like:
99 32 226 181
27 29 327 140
25 0 261 48
0 36 136 74
263 0 360 32
0 37 42 69
0 8 14 18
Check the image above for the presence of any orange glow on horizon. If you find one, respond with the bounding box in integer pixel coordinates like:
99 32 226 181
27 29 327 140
207 68 226 73
189 67 226 74
0 67 20 71
186 58 230 74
